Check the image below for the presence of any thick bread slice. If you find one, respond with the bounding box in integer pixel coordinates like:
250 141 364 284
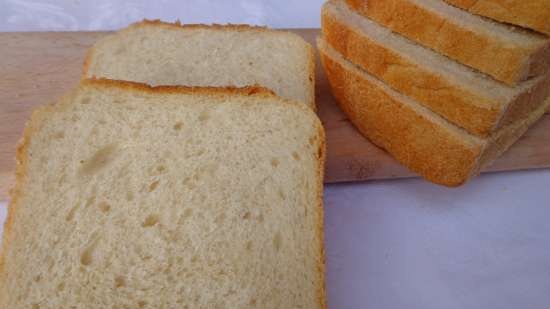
319 38 549 186
345 0 550 85
83 20 315 109
0 79 326 309
444 0 550 35
322 0 550 137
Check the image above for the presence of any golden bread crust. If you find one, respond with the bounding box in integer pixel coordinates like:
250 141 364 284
444 0 550 35
81 77 277 97
319 45 483 186
322 1 550 136
345 0 550 85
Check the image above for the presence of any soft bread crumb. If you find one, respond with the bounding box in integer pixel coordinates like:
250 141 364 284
84 21 316 109
0 80 326 309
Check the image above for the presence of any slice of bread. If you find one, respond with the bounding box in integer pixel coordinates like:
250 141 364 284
322 0 550 137
83 20 316 109
444 0 550 35
0 79 326 309
345 0 550 85
319 38 549 186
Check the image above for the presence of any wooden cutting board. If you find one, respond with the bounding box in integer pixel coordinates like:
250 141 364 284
1 29 549 200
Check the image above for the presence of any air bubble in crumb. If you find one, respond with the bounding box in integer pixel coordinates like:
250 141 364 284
98 202 110 213
85 196 96 207
173 122 184 131
115 276 126 288
271 158 280 167
57 282 65 291
66 205 79 221
142 214 159 227
79 144 118 176
278 188 286 201
148 180 160 192
183 208 193 218
273 232 282 252
79 255 91 267
215 213 226 224
80 235 100 266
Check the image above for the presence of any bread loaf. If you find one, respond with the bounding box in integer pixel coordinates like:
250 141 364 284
322 0 550 137
319 38 549 186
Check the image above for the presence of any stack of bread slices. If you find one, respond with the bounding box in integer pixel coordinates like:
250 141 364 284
1 22 326 309
319 0 550 186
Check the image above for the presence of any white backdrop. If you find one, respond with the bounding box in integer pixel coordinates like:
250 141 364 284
1 0 324 31
1 1 549 308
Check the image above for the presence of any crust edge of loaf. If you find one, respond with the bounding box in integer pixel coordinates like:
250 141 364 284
443 0 550 35
344 0 550 86
0 95 61 304
477 97 550 171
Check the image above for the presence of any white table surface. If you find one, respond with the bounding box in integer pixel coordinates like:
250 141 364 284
1 1 549 308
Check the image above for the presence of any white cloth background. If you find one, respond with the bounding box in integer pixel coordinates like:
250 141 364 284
1 1 549 308
0 0 324 31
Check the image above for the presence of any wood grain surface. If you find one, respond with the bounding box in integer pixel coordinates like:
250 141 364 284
0 29 549 200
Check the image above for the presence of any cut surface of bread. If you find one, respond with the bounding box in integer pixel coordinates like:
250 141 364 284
83 20 315 109
322 0 550 137
319 38 549 186
444 0 550 35
345 0 550 85
0 79 326 309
